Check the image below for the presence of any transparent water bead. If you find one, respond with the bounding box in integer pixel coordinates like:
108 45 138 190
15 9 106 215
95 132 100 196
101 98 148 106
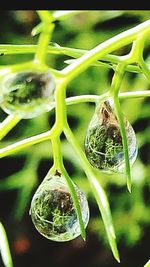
84 100 138 173
0 70 55 118
30 171 89 241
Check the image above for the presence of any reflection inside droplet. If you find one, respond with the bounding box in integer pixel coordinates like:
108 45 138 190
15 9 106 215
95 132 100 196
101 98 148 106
30 171 89 241
0 70 56 119
84 100 138 173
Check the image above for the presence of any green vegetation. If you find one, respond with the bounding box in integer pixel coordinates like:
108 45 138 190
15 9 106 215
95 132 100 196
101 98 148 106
0 10 150 267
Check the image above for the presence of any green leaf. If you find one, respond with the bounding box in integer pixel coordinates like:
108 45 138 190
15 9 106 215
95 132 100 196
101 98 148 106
87 173 120 262
61 167 86 241
64 126 120 262
0 222 13 267
144 260 150 267
113 96 132 193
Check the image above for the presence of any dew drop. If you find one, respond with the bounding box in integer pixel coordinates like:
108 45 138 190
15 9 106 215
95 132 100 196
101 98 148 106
0 70 56 118
84 100 138 173
30 171 89 241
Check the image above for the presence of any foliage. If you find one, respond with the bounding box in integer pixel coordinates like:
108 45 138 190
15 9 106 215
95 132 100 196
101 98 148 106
0 10 150 267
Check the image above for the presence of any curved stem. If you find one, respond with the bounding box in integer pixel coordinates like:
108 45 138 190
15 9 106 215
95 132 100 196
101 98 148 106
139 58 150 84
113 96 132 193
0 127 57 158
0 222 13 267
64 124 120 262
109 63 132 192
109 64 126 95
0 89 149 159
61 19 150 82
144 259 150 267
61 165 86 241
51 81 86 240
0 44 146 74
64 90 150 106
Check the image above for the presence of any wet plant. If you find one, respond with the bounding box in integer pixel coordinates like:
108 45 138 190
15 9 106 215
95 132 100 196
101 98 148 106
30 170 89 241
84 99 138 173
0 10 150 266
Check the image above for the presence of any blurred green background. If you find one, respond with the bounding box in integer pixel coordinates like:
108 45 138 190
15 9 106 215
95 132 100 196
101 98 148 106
0 10 150 267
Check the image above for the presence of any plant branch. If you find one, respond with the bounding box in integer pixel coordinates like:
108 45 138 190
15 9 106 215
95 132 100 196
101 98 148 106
60 19 150 82
109 63 133 192
0 115 21 141
0 89 149 158
64 124 120 262
34 11 54 65
0 222 13 267
0 127 57 158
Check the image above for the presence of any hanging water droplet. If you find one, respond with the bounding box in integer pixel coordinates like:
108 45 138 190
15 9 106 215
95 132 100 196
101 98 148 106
30 171 89 242
84 99 138 173
0 70 56 118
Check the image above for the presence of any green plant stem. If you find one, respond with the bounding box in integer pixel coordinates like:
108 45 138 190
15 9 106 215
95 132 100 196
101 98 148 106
139 58 150 84
51 136 63 170
113 96 132 193
61 166 86 241
37 11 53 23
34 11 54 65
0 128 56 158
144 259 150 267
64 124 120 262
54 80 68 129
109 64 126 95
51 80 86 240
0 89 149 158
0 115 21 141
64 90 150 106
64 58 142 73
128 30 150 83
60 19 150 82
0 44 146 74
0 222 13 267
110 64 132 192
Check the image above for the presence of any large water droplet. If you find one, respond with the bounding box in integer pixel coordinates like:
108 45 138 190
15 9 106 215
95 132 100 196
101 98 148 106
30 171 89 241
0 70 55 118
84 100 138 173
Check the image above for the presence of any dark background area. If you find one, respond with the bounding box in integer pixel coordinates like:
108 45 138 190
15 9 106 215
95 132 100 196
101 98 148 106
0 11 150 267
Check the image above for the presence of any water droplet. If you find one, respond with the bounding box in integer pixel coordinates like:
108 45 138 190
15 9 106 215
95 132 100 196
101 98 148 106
84 100 138 173
30 171 89 241
0 70 56 118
